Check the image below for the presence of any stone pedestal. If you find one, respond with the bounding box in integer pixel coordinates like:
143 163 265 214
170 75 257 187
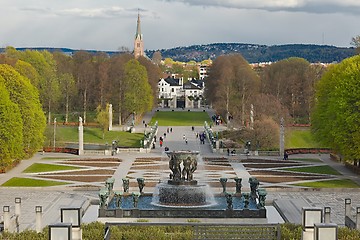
72 227 82 240
108 104 113 131
302 229 314 240
36 212 42 233
78 117 84 155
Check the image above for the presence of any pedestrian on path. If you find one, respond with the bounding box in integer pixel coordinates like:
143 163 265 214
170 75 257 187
160 140 163 147
185 138 188 144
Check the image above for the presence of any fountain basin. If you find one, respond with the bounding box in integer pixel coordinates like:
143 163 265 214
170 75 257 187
153 183 214 207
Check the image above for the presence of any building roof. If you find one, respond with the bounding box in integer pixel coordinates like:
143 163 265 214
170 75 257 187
163 76 181 86
183 81 202 90
190 79 205 88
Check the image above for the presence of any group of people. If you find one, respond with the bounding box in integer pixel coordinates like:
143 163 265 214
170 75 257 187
211 114 223 126
153 127 173 149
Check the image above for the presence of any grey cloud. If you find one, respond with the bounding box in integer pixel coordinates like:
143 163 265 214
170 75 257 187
161 0 360 14
20 6 155 19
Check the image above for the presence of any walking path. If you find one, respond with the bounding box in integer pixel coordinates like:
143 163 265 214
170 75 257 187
0 108 360 232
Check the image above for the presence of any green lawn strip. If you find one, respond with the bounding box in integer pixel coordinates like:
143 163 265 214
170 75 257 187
288 158 323 163
22 163 82 173
293 179 360 188
284 165 341 175
149 111 211 126
285 128 327 148
1 177 70 187
45 126 143 147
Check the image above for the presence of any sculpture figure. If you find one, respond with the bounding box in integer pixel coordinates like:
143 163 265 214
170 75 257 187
132 192 140 208
137 178 145 193
243 192 250 209
249 177 259 200
122 178 129 193
114 191 122 209
234 178 242 194
220 178 228 193
225 192 233 210
99 189 109 209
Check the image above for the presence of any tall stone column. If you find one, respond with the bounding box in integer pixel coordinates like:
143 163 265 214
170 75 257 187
250 104 254 130
173 95 177 108
108 104 113 131
79 117 84 155
279 117 284 159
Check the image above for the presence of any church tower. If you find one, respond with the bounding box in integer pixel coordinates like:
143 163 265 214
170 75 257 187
134 12 144 59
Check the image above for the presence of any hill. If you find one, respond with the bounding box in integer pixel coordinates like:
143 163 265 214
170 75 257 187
146 43 356 63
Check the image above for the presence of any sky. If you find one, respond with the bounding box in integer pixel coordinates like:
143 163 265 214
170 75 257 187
1 0 360 51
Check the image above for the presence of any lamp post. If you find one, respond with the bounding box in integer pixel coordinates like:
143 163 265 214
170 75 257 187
3 206 10 232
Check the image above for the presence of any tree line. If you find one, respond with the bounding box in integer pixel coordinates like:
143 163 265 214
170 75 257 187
0 47 161 125
206 54 326 150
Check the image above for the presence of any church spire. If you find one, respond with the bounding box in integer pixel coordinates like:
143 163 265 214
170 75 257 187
135 11 142 40
134 10 144 58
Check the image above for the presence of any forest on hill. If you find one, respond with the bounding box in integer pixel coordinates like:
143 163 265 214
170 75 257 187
146 43 356 63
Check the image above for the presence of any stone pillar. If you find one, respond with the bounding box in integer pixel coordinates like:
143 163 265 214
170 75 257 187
279 117 285 158
161 99 164 108
250 104 254 130
78 117 84 155
108 104 113 131
173 95 177 108
356 207 360 230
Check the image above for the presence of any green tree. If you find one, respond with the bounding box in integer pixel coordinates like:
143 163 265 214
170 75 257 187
351 35 360 54
0 82 23 168
123 59 153 121
53 52 77 123
17 50 60 124
0 64 46 156
95 104 110 139
206 54 260 126
312 55 360 164
261 58 318 123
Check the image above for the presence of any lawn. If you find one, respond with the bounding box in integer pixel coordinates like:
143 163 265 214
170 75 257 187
288 158 323 163
293 179 360 188
45 126 143 147
149 111 211 126
285 165 341 175
22 163 81 173
285 128 326 148
1 177 69 187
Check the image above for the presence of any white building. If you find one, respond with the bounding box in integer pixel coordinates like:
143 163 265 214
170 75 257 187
158 77 205 108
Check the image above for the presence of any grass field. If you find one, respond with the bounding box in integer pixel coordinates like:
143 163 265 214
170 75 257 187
149 111 211 126
293 179 359 188
45 126 143 147
285 165 341 175
1 177 69 187
285 128 326 148
288 158 323 163
22 163 81 173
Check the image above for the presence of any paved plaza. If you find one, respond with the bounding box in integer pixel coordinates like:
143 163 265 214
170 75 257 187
1 109 360 232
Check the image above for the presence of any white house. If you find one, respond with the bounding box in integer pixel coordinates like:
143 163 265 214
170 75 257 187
157 77 205 108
